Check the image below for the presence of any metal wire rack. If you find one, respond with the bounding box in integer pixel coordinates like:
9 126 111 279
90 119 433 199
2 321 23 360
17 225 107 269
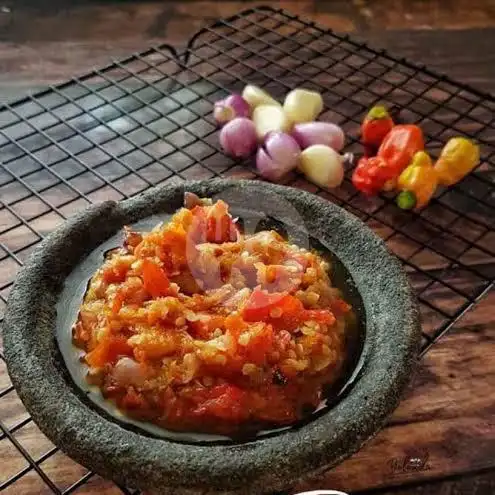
1 5 495 494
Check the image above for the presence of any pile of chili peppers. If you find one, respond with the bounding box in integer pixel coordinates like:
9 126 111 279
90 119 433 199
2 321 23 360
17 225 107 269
352 105 480 210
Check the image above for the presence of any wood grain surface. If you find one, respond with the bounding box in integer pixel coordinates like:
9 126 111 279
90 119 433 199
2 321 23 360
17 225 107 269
301 291 495 493
1 1 495 100
1 2 495 495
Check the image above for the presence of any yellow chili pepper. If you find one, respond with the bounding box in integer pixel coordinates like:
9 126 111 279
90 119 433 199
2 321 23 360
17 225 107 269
434 137 480 186
396 151 438 210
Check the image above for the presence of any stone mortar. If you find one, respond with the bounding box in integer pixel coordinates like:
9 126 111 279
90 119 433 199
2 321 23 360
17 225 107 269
3 179 421 494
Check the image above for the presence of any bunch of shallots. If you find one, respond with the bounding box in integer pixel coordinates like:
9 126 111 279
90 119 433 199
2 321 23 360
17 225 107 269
214 85 349 188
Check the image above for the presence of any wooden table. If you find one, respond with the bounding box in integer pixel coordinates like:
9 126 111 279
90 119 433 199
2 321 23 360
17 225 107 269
0 1 494 495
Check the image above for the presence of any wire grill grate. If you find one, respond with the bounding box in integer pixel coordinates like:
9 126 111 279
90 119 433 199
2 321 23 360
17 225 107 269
1 6 495 493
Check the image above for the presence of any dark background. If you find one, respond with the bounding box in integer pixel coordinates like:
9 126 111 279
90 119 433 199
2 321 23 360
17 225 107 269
1 1 495 102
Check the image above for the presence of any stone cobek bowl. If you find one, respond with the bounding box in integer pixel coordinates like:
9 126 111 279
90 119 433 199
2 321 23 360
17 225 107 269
3 179 421 494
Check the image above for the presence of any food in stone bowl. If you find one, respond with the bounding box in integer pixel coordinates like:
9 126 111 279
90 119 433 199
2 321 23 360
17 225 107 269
72 194 356 435
3 179 420 494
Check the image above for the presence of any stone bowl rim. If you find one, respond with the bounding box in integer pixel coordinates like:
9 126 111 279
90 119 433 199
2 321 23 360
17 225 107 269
3 179 421 494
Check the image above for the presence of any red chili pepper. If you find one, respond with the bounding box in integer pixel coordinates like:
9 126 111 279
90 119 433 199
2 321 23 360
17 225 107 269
361 105 394 156
142 259 171 298
352 157 393 196
352 125 424 195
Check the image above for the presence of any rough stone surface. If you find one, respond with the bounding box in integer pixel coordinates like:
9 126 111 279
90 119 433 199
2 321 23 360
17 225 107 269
2 179 421 494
